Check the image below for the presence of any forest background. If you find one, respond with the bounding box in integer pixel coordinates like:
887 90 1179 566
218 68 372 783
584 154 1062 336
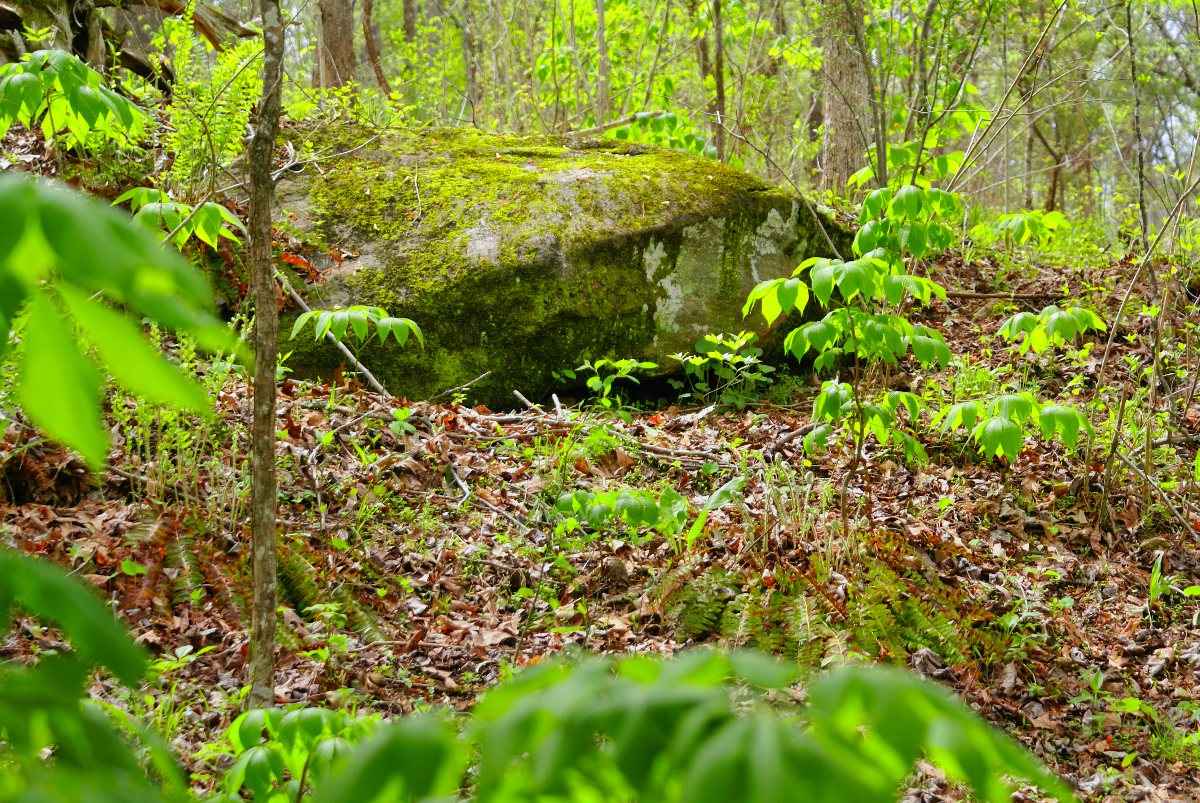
2 0 1200 799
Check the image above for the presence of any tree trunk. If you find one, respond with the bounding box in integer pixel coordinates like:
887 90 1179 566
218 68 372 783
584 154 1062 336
821 0 869 193
594 0 609 123
362 0 391 94
402 0 417 43
711 0 726 160
458 0 480 121
246 0 284 710
316 0 357 88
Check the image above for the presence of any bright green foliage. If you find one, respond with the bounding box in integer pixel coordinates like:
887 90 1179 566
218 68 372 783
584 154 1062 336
0 549 187 802
307 649 1075 803
744 184 955 373
670 331 775 408
554 476 743 551
0 50 145 149
0 173 238 467
807 380 927 461
935 394 1092 460
212 708 385 801
113 187 246 249
785 308 951 372
291 305 424 349
974 208 1070 246
557 486 689 532
854 186 962 259
848 105 982 191
998 305 1107 354
156 11 262 194
555 358 659 421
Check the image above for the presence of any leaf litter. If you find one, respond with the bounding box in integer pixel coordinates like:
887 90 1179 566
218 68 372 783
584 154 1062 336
1 246 1199 801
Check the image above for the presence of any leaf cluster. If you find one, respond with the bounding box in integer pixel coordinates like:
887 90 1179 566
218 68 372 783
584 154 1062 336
0 174 239 467
0 50 145 150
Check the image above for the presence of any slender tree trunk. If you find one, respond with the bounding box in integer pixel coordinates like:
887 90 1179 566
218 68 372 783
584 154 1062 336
711 0 726 159
1126 0 1147 248
246 0 284 710
1023 125 1035 207
363 0 391 94
459 0 481 121
821 0 869 192
595 0 610 122
403 0 418 43
316 0 357 88
763 0 786 76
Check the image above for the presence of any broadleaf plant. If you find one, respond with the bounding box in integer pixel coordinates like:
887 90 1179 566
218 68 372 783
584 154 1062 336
0 50 145 149
0 173 240 468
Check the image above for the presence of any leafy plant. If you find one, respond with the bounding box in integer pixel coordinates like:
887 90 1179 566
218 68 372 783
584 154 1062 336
290 305 424 349
997 305 1107 355
0 173 239 467
994 209 1070 248
554 476 743 551
156 11 262 194
0 549 187 801
213 707 383 801
113 187 246 249
935 393 1092 461
0 50 145 150
555 358 659 422
805 380 927 462
308 649 1075 803
670 331 775 408
743 185 955 373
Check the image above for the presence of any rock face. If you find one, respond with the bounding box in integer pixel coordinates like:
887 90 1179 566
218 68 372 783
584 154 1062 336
279 125 849 408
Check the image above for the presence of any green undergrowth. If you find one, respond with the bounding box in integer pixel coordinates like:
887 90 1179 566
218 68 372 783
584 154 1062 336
654 536 1002 668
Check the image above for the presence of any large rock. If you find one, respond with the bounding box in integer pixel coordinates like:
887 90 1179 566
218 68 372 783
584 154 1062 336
278 125 849 408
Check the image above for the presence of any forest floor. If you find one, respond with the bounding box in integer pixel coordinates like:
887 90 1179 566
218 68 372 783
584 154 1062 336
3 131 1200 801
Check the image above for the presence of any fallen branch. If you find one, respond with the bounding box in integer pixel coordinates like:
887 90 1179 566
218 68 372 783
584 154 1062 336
1113 450 1199 544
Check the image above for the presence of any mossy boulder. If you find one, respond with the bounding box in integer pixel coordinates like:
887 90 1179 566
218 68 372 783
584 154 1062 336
278 125 849 408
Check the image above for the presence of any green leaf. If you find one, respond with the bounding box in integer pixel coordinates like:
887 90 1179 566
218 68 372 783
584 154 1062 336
17 290 108 468
227 744 285 798
910 329 951 367
1038 404 1089 448
377 316 424 347
937 400 983 433
891 185 924 221
704 476 745 510
0 549 147 686
834 259 872 302
119 559 147 576
291 310 317 340
973 416 1023 460
899 223 927 258
998 312 1036 343
809 259 837 306
311 716 464 803
348 310 370 342
991 394 1035 423
57 285 209 414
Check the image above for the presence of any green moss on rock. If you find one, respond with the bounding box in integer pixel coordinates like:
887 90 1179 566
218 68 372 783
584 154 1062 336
276 124 849 408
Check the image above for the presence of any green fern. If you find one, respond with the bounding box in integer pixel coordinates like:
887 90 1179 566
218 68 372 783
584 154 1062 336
659 543 989 669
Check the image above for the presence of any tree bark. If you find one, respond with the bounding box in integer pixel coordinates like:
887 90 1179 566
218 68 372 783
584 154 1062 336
711 0 726 159
362 0 391 94
594 0 610 123
821 0 869 192
402 0 417 43
316 0 357 88
246 0 284 710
